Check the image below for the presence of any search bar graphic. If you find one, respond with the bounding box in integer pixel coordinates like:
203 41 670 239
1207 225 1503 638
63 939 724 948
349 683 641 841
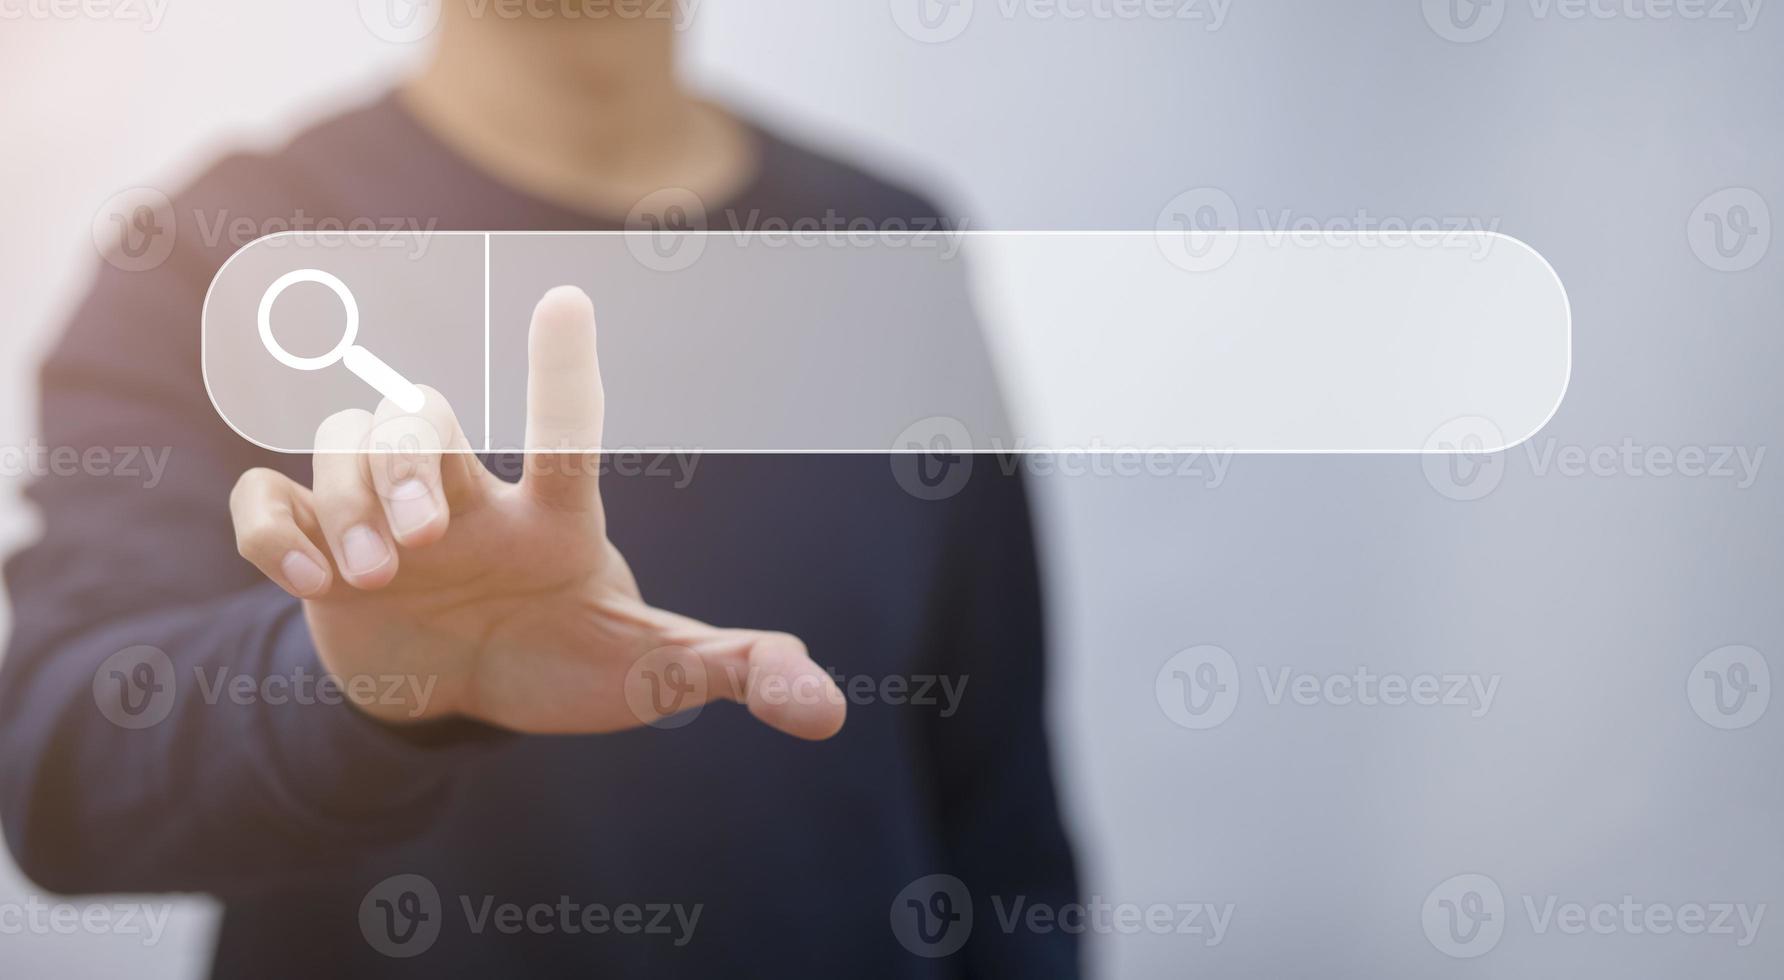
202 230 1570 454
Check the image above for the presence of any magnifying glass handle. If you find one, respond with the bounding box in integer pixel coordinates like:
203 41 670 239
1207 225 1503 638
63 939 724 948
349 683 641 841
343 346 426 414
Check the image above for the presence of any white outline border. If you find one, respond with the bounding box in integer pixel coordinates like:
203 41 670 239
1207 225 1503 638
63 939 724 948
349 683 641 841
201 230 1574 456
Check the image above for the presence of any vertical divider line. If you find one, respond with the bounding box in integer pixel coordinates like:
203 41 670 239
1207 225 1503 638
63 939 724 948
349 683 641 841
483 233 491 453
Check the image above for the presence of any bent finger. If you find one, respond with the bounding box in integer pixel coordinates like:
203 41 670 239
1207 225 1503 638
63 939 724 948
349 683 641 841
312 409 398 590
229 467 332 599
368 385 484 547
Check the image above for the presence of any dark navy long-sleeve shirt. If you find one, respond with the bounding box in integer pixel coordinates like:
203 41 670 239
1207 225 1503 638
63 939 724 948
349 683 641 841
0 94 1078 978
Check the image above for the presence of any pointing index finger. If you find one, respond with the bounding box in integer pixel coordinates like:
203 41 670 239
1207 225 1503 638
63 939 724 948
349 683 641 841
523 286 605 511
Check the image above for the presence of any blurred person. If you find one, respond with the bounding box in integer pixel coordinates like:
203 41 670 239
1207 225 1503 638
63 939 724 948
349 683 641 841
0 5 1077 978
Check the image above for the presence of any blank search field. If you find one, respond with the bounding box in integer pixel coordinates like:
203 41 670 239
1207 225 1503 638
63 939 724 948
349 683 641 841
202 230 1570 454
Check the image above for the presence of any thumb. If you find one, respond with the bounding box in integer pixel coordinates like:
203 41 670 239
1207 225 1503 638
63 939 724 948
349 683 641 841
686 628 848 741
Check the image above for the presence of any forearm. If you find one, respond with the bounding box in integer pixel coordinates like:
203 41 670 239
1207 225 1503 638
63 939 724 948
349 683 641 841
0 579 491 897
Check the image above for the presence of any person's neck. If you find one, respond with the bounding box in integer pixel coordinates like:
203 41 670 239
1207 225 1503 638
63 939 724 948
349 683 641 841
401 18 756 219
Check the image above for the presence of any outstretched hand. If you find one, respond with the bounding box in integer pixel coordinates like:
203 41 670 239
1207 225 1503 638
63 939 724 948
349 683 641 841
229 286 846 740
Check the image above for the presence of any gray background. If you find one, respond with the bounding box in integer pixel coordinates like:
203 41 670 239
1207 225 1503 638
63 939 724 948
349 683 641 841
1 1 1780 976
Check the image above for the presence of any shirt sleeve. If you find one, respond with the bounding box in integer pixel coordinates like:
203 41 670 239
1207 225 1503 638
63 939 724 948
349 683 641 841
920 466 1083 978
0 227 502 900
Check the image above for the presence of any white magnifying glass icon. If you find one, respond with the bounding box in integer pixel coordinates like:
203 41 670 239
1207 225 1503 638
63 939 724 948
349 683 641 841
257 268 426 414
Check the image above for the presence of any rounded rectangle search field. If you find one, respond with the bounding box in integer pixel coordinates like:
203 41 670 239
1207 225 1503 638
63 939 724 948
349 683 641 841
202 230 1570 455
